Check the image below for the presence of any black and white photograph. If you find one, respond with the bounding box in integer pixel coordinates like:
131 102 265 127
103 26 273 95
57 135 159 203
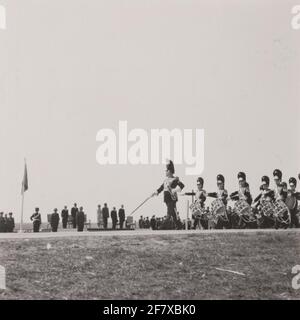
0 0 300 309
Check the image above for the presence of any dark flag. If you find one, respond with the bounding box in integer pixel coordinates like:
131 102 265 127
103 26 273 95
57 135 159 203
22 162 28 194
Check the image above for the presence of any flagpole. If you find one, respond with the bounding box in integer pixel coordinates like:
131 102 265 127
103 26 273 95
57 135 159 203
19 158 26 233
20 186 24 233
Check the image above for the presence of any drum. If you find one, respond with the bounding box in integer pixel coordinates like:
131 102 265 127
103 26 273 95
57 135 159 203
285 195 297 211
234 200 251 216
211 199 228 223
211 199 226 215
234 200 256 224
274 200 290 226
260 200 275 217
190 201 205 218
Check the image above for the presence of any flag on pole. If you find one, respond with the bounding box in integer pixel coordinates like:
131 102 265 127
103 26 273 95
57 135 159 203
22 162 28 194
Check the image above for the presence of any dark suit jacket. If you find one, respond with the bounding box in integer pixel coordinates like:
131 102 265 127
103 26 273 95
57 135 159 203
76 211 85 225
0 217 5 232
71 207 78 218
102 207 109 219
51 213 60 226
111 210 117 221
61 209 69 220
6 217 15 231
118 209 125 221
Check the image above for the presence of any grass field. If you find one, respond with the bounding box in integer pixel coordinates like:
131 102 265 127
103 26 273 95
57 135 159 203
0 231 299 300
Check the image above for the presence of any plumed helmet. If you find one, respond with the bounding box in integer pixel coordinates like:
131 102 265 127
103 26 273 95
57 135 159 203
197 177 204 185
166 159 175 174
217 174 225 183
289 177 297 187
261 176 270 185
237 172 246 181
273 169 282 180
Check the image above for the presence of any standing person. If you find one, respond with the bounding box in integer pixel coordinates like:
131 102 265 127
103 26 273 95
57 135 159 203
50 208 60 232
286 177 300 228
273 169 287 201
156 217 162 230
71 203 78 229
193 177 207 229
207 174 228 205
150 215 157 230
273 169 282 200
272 169 289 229
253 176 275 228
97 205 102 228
76 207 85 232
118 205 125 229
207 174 230 229
6 212 15 233
152 160 185 230
138 216 144 229
145 217 150 229
253 176 275 204
61 206 69 229
0 212 5 233
4 214 8 232
230 172 254 228
230 172 253 205
30 208 42 233
102 203 109 229
111 207 118 230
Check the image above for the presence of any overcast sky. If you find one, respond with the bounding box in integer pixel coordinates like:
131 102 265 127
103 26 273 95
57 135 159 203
0 0 299 222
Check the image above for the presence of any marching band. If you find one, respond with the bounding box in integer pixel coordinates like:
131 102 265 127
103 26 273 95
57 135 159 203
154 160 300 230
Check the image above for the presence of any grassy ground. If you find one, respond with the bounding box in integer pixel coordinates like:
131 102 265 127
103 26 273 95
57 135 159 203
0 231 299 300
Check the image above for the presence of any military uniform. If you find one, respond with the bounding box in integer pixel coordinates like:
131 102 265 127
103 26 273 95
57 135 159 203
118 207 125 229
144 217 150 229
207 174 228 206
272 169 290 229
150 216 157 230
3 215 8 232
102 205 109 229
76 207 85 232
50 210 60 232
208 174 231 229
97 206 102 228
138 216 144 229
0 213 5 233
156 160 184 229
192 177 207 229
286 177 300 228
6 213 15 233
273 169 287 201
71 205 78 228
230 172 253 205
230 172 255 229
254 176 275 228
111 208 118 230
254 176 275 204
30 209 41 233
61 207 69 229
